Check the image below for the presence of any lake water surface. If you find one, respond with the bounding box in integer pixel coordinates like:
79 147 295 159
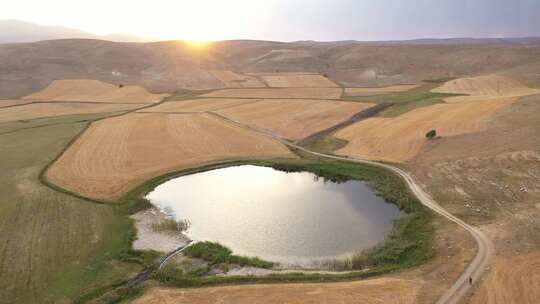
146 165 402 266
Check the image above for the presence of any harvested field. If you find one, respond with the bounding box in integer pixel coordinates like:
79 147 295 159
0 102 142 123
335 97 518 162
218 99 374 140
0 99 33 108
202 88 342 99
344 84 420 96
23 79 168 103
470 252 540 304
432 74 540 103
140 98 257 113
209 70 266 88
260 73 338 88
46 113 293 201
133 278 420 304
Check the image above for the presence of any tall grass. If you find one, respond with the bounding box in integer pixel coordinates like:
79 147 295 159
151 218 191 233
184 241 274 269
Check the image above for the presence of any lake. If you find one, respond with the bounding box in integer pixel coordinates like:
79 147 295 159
146 165 402 266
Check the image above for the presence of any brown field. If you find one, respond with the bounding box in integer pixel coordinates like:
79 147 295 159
260 73 338 88
210 70 266 88
218 99 374 140
471 252 540 304
23 79 168 103
335 97 518 162
0 99 33 108
140 98 257 113
202 87 342 99
0 102 143 123
432 74 540 103
344 84 420 96
46 113 293 201
133 278 420 304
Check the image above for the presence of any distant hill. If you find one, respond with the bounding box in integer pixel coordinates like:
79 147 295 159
1 35 540 98
0 19 154 43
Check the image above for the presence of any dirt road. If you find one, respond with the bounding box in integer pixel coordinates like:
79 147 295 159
213 112 494 304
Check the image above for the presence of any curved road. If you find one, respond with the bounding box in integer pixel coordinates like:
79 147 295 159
212 112 494 304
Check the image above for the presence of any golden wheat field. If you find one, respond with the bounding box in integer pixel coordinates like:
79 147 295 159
0 102 143 123
202 87 342 99
217 99 374 140
334 97 519 162
140 98 257 113
133 278 420 304
471 252 540 304
46 112 293 201
432 74 540 103
23 79 168 103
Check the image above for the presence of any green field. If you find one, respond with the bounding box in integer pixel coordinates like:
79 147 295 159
0 113 141 304
341 84 463 117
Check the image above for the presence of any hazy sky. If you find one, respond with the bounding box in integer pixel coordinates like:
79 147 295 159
2 0 540 41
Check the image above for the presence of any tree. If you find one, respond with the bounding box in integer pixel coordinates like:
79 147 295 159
426 129 437 139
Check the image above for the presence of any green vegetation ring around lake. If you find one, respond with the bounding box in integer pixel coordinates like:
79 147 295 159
126 158 434 290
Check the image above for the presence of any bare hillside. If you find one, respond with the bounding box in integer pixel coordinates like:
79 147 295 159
1 39 540 98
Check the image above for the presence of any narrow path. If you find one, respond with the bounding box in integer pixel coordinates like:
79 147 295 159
212 112 494 304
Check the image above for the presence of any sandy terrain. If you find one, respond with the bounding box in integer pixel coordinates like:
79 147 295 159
0 102 142 123
218 99 374 140
210 70 266 88
46 112 293 201
131 208 190 253
335 97 518 162
140 98 257 113
23 79 168 103
134 278 421 304
432 74 540 103
344 84 420 96
260 74 338 88
470 252 540 304
202 88 342 99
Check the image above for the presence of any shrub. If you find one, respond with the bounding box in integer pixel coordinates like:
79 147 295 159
183 241 274 269
425 129 437 139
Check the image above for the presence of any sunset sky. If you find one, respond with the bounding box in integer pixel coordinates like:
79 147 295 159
2 0 540 41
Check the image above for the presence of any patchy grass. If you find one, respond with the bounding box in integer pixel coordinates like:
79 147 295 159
184 241 274 269
152 218 191 233
342 84 463 117
152 264 397 289
300 135 348 154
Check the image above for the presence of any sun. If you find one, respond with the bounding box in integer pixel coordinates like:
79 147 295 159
185 40 213 49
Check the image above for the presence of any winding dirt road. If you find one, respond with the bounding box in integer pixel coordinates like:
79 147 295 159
212 112 494 304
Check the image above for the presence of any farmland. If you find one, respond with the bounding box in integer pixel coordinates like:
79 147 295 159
1 35 540 304
46 112 293 201
202 87 343 99
210 70 266 88
133 278 420 304
259 73 338 88
334 75 540 162
216 99 374 140
23 79 168 103
0 102 143 123
344 84 420 96
140 98 256 113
